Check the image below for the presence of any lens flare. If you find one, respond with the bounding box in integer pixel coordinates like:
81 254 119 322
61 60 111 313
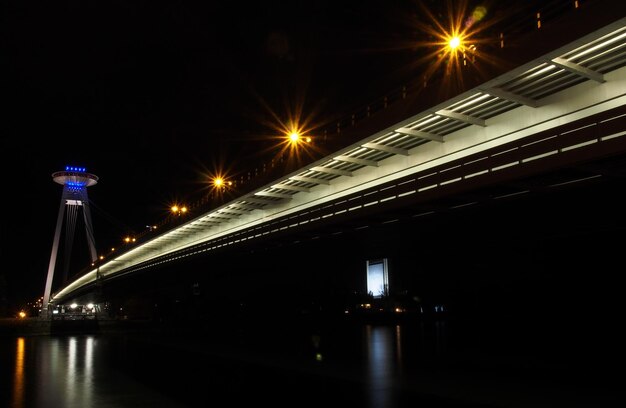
407 1 510 94
250 94 323 168
448 36 461 50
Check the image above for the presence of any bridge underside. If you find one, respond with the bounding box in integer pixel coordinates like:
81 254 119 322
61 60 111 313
72 122 625 339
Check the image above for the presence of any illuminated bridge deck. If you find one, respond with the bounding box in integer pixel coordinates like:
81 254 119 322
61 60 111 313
52 15 626 304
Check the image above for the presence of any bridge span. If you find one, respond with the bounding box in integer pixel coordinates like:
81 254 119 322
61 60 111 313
49 13 626 319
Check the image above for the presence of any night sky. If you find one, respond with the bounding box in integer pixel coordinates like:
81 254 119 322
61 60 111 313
1 0 555 309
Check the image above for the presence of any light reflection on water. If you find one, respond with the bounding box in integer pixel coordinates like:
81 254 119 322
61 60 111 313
366 325 396 408
3 335 186 408
12 337 24 408
363 322 446 408
30 336 94 408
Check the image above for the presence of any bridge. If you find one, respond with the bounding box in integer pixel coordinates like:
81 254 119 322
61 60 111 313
48 6 626 320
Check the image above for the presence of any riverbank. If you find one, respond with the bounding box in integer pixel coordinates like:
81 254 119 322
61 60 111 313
0 318 51 336
0 317 164 337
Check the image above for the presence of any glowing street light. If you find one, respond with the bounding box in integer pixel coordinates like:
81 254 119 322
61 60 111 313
287 131 311 146
213 177 232 189
171 205 188 215
253 93 321 169
412 2 493 86
210 175 233 194
448 35 462 50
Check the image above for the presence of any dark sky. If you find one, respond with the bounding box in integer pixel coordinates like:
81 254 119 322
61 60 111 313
1 0 550 309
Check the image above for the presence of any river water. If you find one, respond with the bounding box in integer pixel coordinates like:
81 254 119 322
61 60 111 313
1 316 622 407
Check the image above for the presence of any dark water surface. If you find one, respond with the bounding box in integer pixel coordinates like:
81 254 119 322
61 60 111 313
1 317 622 407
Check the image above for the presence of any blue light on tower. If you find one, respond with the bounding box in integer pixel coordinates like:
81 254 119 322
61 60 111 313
65 166 87 172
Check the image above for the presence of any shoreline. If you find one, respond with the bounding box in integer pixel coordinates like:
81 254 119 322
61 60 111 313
0 317 164 337
0 310 431 337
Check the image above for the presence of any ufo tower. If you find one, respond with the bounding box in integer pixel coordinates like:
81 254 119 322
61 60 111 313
41 166 99 316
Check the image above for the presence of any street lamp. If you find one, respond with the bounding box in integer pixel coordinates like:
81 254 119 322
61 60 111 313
287 131 311 147
448 35 461 50
212 177 232 190
171 205 188 215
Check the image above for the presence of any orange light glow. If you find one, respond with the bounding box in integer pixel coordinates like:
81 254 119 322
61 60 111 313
248 89 323 167
409 1 501 90
171 205 187 215
448 36 461 50
286 130 312 146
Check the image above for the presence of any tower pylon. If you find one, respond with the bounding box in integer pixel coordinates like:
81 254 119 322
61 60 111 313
41 166 98 317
